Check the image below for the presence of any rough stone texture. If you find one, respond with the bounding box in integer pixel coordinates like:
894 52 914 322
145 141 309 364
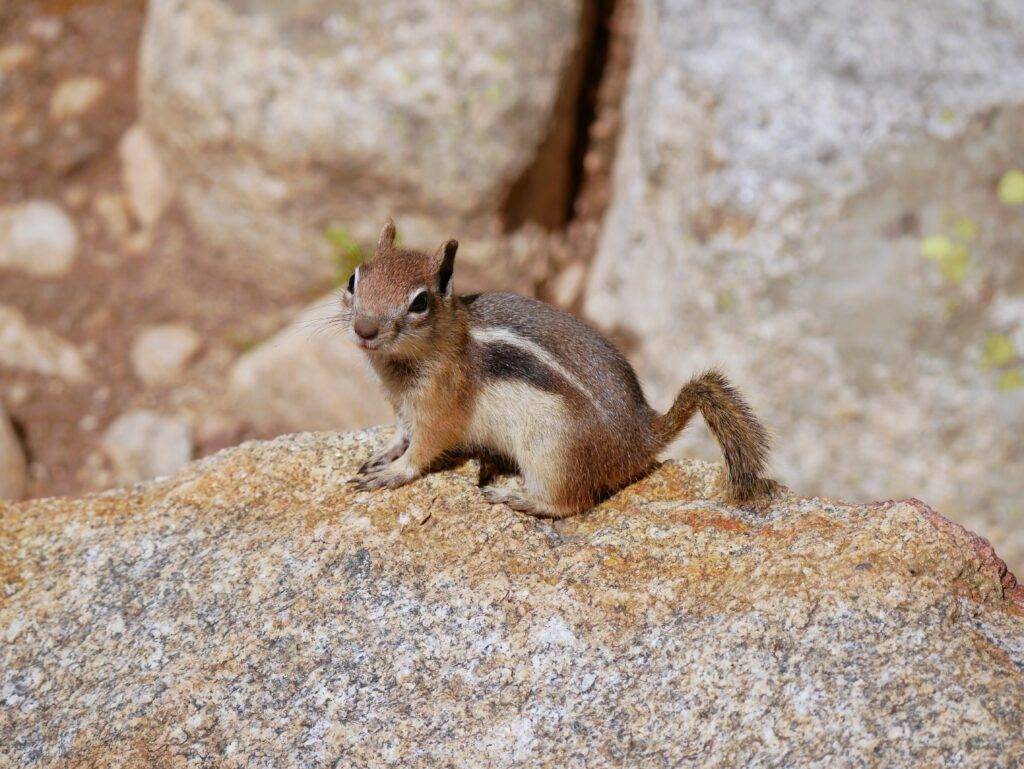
101 410 193 485
48 75 106 121
228 298 391 432
140 0 585 287
0 43 36 73
585 0 1024 571
92 192 132 241
130 323 202 386
119 124 173 228
0 304 87 382
0 200 78 277
0 405 26 501
2 428 1022 767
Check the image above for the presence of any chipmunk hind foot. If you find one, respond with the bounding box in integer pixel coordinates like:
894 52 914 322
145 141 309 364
479 485 580 519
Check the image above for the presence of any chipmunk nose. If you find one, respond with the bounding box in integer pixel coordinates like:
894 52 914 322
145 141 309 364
353 318 380 341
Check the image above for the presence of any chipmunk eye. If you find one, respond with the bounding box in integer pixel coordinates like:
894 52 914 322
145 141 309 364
347 273 355 293
409 291 429 313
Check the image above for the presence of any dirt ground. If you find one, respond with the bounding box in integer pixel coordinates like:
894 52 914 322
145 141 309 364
1 0 316 497
0 0 635 499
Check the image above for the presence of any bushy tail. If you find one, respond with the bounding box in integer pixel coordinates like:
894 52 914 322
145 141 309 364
652 369 772 501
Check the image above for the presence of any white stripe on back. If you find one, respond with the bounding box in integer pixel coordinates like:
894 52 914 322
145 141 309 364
470 326 604 416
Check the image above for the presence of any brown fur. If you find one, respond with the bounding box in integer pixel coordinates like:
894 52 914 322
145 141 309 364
652 370 773 502
346 219 775 516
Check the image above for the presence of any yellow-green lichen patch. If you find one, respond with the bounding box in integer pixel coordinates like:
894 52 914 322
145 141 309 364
951 216 978 242
997 369 1024 392
920 234 970 285
982 333 1018 370
979 334 1023 391
324 224 366 285
997 170 1024 206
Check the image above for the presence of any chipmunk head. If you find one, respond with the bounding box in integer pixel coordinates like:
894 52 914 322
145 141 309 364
341 218 458 356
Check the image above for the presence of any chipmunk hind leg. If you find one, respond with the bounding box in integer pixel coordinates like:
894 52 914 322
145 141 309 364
480 478 586 520
487 426 607 518
472 383 588 518
479 444 582 518
476 451 518 487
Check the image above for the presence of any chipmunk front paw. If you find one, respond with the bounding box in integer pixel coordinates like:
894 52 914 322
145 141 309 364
349 461 419 491
358 438 410 475
358 454 389 475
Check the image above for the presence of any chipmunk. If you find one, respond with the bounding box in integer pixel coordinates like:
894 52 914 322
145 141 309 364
344 219 774 518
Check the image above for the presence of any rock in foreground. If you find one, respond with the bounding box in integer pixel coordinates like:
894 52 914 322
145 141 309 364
2 430 1023 767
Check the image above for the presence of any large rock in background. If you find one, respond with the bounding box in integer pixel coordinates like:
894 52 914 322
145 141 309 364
2 429 1023 766
139 0 588 288
228 299 391 432
586 0 1024 569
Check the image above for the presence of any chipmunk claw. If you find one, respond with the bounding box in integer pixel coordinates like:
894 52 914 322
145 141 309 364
481 486 547 516
357 456 387 475
357 438 410 476
350 462 418 491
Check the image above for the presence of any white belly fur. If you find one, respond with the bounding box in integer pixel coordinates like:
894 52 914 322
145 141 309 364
465 380 569 500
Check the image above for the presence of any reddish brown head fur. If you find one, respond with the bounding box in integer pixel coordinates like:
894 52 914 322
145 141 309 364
341 220 461 357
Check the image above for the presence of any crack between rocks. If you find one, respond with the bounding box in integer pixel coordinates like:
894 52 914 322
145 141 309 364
564 0 617 223
500 0 621 233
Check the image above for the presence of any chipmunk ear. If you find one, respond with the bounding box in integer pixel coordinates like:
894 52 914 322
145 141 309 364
377 218 396 252
434 238 457 298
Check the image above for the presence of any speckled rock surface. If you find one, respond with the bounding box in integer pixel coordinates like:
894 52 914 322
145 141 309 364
585 0 1024 574
2 429 1023 767
139 0 585 287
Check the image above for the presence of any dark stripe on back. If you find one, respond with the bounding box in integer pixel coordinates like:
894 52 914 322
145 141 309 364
464 292 648 407
481 342 561 393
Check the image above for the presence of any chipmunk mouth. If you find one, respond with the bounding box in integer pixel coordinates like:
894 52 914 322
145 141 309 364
348 329 386 352
354 338 385 352
349 326 412 355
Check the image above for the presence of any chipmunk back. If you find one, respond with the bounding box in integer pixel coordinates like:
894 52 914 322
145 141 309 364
345 220 773 517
